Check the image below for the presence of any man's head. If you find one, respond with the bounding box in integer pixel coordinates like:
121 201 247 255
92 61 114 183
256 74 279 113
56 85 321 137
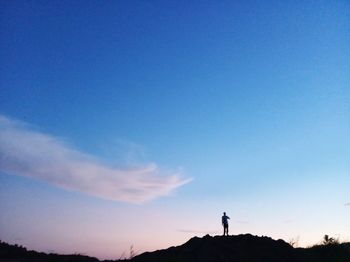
223 212 226 215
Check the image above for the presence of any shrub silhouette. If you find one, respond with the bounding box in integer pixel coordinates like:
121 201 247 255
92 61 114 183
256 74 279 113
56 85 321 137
322 234 339 245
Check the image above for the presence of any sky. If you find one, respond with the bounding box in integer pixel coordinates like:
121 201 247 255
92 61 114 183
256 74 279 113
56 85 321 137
0 0 349 259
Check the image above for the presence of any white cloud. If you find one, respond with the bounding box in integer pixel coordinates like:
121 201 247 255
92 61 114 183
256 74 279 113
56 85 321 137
345 203 350 206
0 115 191 203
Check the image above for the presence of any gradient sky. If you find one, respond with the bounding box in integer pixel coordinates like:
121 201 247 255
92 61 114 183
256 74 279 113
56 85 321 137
1 0 349 259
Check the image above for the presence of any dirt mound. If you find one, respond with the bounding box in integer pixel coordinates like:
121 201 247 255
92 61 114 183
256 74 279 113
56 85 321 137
132 234 296 262
131 234 350 262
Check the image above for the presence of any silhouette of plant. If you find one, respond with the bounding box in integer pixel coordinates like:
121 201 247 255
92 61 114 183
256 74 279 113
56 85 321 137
129 244 136 259
322 234 339 245
118 251 126 260
118 244 137 260
288 236 300 247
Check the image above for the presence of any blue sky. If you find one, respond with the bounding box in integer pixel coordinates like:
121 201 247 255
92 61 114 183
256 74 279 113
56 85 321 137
1 0 349 259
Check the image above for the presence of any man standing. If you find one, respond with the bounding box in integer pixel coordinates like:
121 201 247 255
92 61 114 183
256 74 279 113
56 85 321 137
222 212 230 236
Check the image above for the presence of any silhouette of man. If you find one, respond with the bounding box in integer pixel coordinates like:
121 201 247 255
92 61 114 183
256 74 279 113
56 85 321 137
222 212 230 236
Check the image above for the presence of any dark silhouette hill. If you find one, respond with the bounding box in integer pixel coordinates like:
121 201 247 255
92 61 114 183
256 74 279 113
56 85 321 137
1 235 350 262
0 240 99 262
132 234 295 262
131 234 350 262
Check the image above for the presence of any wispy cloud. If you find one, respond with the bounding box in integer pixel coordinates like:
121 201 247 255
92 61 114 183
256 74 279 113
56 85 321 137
0 115 191 204
236 220 250 224
177 229 219 235
345 203 350 206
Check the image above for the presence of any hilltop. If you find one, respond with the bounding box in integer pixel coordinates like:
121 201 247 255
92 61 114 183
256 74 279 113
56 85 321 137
1 234 350 262
0 240 99 262
132 234 295 262
131 234 350 262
